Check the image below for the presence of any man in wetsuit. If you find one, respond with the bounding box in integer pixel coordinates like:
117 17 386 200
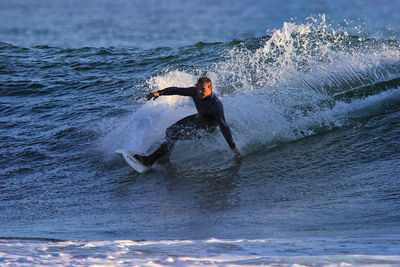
135 77 241 167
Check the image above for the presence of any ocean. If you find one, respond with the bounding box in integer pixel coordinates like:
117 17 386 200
1 0 399 266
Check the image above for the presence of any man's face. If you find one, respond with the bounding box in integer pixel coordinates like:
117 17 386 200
197 82 212 99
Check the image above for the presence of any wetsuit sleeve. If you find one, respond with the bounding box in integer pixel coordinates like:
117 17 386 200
215 107 236 149
157 87 195 97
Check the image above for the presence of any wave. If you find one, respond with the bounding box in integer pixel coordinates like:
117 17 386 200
101 17 400 162
4 16 397 163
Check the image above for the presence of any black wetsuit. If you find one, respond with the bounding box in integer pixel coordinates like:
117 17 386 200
138 86 236 166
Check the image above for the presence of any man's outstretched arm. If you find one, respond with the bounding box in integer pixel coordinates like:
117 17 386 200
147 87 195 100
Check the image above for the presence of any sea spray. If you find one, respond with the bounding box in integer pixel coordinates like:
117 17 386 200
209 16 400 153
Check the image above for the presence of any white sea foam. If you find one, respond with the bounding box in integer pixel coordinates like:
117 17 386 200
331 87 400 119
1 236 399 266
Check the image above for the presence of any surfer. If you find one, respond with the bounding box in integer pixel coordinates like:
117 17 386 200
135 77 241 167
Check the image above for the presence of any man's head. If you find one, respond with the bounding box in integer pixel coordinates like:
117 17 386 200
196 77 212 99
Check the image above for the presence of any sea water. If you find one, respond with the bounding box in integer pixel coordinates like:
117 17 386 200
1 0 399 266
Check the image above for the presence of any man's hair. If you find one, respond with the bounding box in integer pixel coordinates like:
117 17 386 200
196 77 212 88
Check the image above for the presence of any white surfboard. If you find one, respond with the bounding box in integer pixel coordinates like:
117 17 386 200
115 149 151 173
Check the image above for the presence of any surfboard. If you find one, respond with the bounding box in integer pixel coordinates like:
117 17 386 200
115 149 151 173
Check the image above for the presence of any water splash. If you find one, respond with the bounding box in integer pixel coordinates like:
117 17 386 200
209 15 400 153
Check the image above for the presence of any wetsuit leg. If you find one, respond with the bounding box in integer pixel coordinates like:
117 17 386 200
138 114 216 166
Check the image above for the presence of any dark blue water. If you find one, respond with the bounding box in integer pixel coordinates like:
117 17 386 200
1 0 399 265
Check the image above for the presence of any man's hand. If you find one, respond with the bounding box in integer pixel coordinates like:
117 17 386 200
147 91 160 101
232 147 241 157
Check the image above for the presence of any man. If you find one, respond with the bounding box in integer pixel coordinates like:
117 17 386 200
135 77 241 167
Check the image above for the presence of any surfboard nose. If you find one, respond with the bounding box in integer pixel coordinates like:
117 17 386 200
115 149 151 173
